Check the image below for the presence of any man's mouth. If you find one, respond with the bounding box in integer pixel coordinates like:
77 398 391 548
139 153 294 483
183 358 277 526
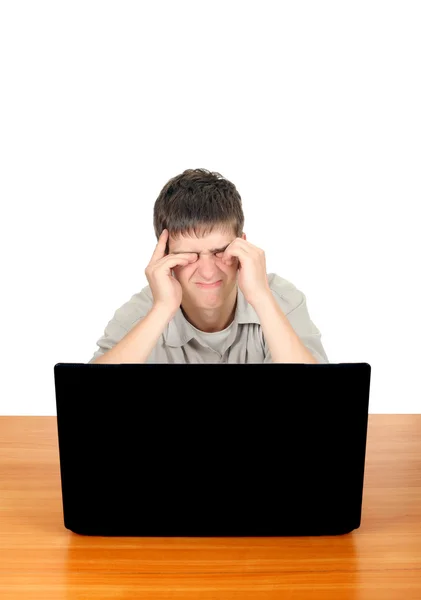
195 281 222 289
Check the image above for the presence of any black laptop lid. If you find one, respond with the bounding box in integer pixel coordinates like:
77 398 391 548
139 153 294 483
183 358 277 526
53 363 371 537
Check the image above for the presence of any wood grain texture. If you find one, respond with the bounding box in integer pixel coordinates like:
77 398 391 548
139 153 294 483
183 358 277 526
0 415 420 599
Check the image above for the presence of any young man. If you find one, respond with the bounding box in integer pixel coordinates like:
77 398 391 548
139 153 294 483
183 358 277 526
88 168 329 364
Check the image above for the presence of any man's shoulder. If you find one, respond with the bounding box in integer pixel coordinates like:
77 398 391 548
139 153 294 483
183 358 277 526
111 283 154 330
266 273 305 314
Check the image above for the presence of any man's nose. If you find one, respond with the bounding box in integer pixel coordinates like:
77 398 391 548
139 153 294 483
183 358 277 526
196 254 219 273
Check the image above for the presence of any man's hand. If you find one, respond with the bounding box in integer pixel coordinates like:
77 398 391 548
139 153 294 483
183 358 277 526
145 229 198 316
221 238 272 308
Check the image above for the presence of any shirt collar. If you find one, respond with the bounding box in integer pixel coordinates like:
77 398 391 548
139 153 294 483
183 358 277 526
164 285 261 348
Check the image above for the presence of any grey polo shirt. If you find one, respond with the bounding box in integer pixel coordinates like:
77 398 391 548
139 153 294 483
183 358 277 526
88 273 329 364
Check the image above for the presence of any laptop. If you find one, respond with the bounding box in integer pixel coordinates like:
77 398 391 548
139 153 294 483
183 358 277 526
53 362 371 537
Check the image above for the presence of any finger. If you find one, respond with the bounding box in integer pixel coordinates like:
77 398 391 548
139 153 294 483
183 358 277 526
237 238 260 252
223 245 246 263
162 254 198 270
225 238 254 255
222 251 236 264
150 229 168 263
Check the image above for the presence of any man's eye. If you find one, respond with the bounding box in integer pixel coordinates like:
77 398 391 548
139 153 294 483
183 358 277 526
214 252 225 258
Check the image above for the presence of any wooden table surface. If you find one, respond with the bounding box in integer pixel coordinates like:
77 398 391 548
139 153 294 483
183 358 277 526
0 415 420 599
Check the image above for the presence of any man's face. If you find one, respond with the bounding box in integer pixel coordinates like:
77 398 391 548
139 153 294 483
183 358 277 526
168 227 246 310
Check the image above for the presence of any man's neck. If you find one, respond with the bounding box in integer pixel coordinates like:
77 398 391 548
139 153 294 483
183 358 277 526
181 288 238 333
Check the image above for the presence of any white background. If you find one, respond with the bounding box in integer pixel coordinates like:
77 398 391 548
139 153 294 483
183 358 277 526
1 1 420 415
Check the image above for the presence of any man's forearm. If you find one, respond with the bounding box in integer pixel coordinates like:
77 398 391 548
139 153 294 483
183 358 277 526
92 304 173 364
253 293 318 364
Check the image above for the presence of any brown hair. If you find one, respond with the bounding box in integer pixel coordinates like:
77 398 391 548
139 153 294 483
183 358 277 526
153 168 245 249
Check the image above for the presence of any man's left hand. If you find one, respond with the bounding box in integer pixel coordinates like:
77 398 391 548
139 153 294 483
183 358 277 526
222 238 272 308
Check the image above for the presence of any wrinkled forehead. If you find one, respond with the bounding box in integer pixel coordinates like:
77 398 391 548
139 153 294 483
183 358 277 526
169 226 236 253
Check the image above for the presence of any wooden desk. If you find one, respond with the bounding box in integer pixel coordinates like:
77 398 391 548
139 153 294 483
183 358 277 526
0 415 420 599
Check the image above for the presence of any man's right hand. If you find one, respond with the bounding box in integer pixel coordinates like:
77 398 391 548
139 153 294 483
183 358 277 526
145 229 198 316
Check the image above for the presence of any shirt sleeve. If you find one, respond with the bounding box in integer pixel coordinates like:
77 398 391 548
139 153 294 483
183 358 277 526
87 286 154 363
263 277 329 364
87 318 130 363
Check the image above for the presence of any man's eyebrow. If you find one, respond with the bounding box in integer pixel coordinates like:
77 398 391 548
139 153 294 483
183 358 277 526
172 243 230 255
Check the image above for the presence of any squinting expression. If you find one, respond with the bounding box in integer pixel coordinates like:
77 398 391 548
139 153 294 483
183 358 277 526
169 229 244 305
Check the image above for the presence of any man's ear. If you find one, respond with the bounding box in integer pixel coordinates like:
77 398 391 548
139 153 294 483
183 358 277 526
241 232 247 241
